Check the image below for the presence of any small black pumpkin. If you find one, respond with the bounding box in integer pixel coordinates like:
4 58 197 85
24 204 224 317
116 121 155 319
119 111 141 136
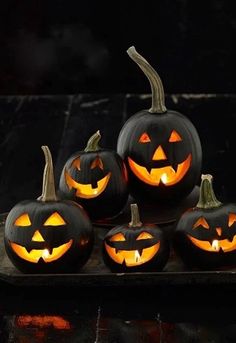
59 130 128 220
117 47 202 202
103 203 169 272
174 174 236 269
4 146 94 273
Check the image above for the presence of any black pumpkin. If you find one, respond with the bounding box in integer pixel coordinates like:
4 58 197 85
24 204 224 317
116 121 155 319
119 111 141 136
174 174 236 269
103 204 169 272
4 146 94 273
117 47 202 202
59 130 128 220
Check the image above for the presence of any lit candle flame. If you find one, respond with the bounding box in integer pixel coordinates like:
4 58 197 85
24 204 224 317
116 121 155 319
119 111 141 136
161 173 168 184
135 250 141 262
42 249 50 258
212 240 219 251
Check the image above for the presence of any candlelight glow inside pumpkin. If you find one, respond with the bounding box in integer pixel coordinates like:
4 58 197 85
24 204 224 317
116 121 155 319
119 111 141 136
59 131 128 220
103 204 169 272
187 213 236 253
65 168 111 199
117 47 202 201
104 232 160 266
4 146 93 273
174 174 236 269
128 130 192 186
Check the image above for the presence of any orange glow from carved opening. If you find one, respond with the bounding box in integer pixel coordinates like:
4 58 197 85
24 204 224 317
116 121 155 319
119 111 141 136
193 217 210 229
135 250 141 262
212 239 219 251
216 227 222 236
32 230 45 242
91 157 104 170
169 130 182 142
72 157 81 170
104 242 160 266
152 146 167 161
187 235 236 252
43 212 66 226
229 213 236 227
139 132 151 143
136 232 154 240
109 233 126 241
65 171 111 198
10 240 73 263
128 154 191 186
14 213 31 226
16 315 71 330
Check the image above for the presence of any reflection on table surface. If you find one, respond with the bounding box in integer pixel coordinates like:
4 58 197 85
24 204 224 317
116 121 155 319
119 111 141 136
1 310 236 343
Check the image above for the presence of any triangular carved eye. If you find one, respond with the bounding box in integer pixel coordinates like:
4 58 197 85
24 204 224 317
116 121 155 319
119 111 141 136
109 233 126 242
139 132 151 143
169 130 182 142
91 157 104 170
193 217 209 229
229 213 236 227
136 232 153 240
14 213 31 226
43 212 66 226
72 158 81 170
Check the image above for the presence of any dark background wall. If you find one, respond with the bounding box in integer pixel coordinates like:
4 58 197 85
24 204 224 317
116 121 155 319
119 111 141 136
0 0 236 94
0 1 236 213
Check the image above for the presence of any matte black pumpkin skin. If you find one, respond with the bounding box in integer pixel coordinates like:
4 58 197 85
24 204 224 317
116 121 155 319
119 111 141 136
103 223 169 272
4 200 94 274
174 204 236 269
117 47 202 202
59 149 128 220
117 109 202 202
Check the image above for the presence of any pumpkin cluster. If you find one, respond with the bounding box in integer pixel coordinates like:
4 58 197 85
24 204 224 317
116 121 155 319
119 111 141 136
4 46 233 274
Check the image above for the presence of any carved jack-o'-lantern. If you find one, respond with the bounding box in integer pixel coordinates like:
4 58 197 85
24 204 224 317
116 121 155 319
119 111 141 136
117 47 202 201
174 174 236 269
59 131 128 220
4 146 93 273
103 204 169 272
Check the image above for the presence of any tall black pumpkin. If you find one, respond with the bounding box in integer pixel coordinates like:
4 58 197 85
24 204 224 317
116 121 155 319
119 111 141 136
117 47 202 202
59 131 129 220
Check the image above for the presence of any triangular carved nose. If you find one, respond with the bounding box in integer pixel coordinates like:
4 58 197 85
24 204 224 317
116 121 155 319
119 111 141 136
152 145 167 160
32 230 45 242
216 227 222 237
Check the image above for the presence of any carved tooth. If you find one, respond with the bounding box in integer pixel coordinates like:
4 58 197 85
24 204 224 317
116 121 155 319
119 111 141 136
25 247 32 253
172 162 178 173
47 247 53 255
91 180 98 189
115 248 119 254
138 249 143 257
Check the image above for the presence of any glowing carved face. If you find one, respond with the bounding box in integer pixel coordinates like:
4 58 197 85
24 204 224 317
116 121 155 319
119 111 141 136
187 213 236 252
104 232 160 267
65 157 111 199
9 212 73 263
128 130 192 186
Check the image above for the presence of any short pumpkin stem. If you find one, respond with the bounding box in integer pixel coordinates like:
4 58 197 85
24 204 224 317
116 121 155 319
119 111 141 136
129 203 143 227
196 174 222 209
127 46 167 114
84 130 101 152
38 146 57 202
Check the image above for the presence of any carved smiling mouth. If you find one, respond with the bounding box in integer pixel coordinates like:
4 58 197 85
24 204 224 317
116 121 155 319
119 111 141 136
104 242 160 266
128 154 191 186
65 171 111 199
188 235 236 252
10 240 73 263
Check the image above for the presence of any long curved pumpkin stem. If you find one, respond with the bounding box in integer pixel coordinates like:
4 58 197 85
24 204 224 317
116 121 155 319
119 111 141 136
196 174 222 209
127 46 167 114
38 146 57 202
84 130 101 152
129 203 143 227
